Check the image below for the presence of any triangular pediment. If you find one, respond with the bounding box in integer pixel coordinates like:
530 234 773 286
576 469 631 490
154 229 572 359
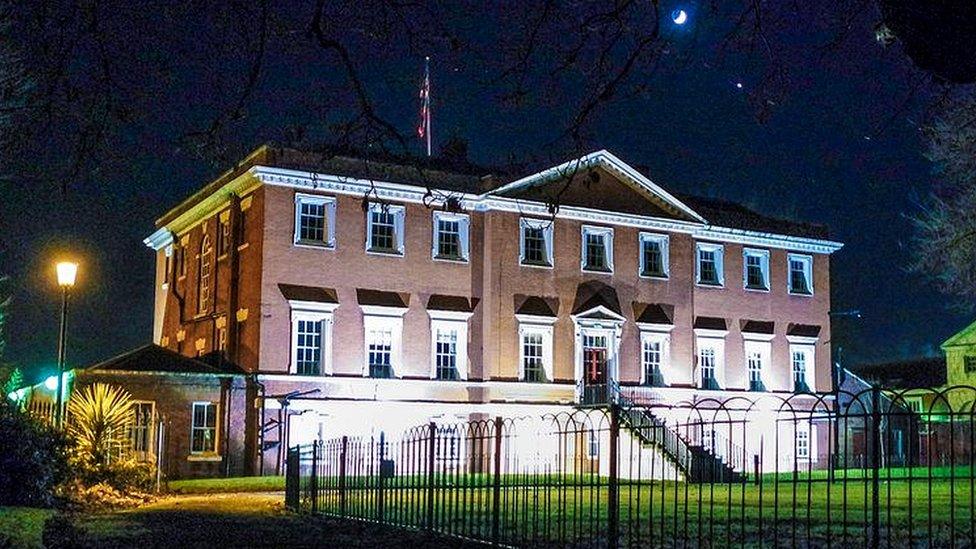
572 305 627 323
487 151 705 223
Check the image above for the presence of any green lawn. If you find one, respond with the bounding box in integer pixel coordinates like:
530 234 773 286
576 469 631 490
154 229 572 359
0 507 55 548
298 475 976 546
166 475 285 494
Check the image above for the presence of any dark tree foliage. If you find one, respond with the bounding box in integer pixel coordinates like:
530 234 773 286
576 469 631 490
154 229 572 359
0 0 922 193
0 398 70 507
910 90 976 304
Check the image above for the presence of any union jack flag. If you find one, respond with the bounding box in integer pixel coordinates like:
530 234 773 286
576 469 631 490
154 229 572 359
418 56 431 156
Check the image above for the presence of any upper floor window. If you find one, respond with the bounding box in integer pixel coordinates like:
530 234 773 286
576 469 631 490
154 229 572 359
788 253 813 295
218 211 232 256
366 203 405 255
743 248 770 291
964 355 976 374
519 218 554 267
190 402 217 454
198 235 213 314
581 226 614 273
178 236 188 278
163 245 173 286
639 233 669 278
294 194 337 248
432 212 470 262
696 243 724 287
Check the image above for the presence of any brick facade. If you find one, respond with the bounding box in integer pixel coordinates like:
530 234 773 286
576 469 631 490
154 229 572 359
139 145 842 477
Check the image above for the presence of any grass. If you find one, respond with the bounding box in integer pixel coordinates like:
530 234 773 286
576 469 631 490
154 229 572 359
298 474 976 546
166 475 285 494
71 493 482 548
0 507 56 548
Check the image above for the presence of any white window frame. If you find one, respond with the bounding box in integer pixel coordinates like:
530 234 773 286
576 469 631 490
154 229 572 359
580 225 614 274
366 202 406 255
431 211 470 262
362 305 408 378
288 301 339 376
795 423 816 462
190 401 218 455
294 193 337 248
638 232 669 279
519 218 554 268
516 314 556 382
696 242 725 287
788 341 816 392
742 248 770 291
428 310 473 380
637 319 674 386
787 253 814 296
694 329 727 389
743 336 773 392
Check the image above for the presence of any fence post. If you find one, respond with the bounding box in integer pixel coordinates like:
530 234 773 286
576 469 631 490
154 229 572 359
870 386 881 549
427 422 437 530
492 416 503 545
310 442 319 514
377 431 386 523
339 436 348 516
608 405 620 549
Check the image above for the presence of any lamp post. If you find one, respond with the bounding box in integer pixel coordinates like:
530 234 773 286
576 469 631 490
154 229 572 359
54 261 78 429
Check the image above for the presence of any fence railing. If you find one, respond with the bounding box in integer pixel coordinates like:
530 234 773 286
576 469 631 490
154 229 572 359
286 385 976 547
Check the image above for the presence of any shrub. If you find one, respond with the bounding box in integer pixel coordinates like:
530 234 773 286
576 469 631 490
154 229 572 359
0 399 70 507
66 383 134 470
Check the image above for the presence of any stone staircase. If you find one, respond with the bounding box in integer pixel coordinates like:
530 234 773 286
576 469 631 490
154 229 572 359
579 381 745 483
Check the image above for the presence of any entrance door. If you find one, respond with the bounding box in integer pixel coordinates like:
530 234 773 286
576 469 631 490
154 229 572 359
582 334 609 404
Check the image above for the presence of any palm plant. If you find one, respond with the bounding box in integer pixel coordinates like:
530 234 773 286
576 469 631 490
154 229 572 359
66 383 134 468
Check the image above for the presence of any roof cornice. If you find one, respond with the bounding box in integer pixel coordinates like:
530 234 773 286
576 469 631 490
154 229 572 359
144 161 844 255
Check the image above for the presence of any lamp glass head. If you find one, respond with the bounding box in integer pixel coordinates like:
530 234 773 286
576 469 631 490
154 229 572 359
56 262 78 288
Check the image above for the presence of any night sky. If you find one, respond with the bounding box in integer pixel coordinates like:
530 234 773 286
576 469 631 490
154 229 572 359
0 3 967 382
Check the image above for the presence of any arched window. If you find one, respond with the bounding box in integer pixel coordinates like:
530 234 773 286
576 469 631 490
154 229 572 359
198 235 212 314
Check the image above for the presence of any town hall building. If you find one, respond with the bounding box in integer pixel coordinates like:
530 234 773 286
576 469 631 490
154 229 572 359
74 144 843 478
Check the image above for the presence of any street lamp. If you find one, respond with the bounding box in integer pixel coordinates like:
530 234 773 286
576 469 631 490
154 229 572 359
54 261 78 429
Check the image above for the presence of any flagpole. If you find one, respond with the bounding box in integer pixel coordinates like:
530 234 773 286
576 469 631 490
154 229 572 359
425 56 431 157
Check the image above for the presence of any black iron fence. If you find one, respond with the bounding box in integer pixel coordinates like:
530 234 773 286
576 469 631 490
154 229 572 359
285 385 976 547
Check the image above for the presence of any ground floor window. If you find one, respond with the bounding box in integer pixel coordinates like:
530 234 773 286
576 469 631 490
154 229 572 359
191 402 217 454
434 327 459 380
368 327 394 378
522 332 546 382
796 424 810 460
129 401 154 454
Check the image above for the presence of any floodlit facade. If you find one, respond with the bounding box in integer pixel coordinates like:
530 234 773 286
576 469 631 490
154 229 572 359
137 145 842 478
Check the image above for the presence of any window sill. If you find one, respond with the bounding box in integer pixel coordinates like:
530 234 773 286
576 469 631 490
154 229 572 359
366 248 404 257
745 286 770 293
187 454 222 462
788 290 814 297
639 273 669 281
582 267 613 275
433 255 468 264
294 240 335 250
520 261 553 270
695 281 724 288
